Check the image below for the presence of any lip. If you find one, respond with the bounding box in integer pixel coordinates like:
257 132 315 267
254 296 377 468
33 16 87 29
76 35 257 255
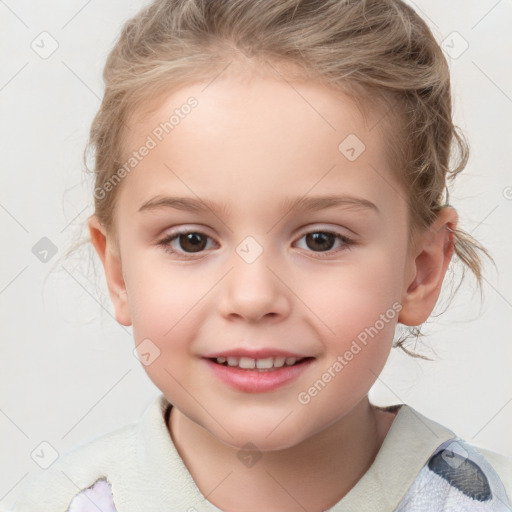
202 356 315 393
203 349 310 359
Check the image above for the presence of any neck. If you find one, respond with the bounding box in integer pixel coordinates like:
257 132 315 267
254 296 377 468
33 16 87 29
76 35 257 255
168 397 396 512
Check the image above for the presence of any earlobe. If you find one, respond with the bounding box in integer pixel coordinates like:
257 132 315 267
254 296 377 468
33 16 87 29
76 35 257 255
88 215 132 326
398 208 458 326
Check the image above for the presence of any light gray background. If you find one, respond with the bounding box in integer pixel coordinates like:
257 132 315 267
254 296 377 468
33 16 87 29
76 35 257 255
1 0 511 508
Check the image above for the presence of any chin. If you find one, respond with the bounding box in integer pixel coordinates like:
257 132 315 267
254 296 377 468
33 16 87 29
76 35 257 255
203 415 314 453
222 433 305 453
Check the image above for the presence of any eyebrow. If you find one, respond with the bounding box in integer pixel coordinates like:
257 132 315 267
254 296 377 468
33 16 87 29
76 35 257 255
138 194 379 215
279 194 379 215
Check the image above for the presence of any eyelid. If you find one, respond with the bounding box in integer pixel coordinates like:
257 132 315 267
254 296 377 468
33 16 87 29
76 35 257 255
297 222 358 237
158 224 216 241
293 223 357 241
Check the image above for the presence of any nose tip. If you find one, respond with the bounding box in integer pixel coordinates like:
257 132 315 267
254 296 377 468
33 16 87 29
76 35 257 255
217 259 291 323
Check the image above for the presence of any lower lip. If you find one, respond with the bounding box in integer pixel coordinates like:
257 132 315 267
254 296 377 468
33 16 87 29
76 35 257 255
203 358 314 393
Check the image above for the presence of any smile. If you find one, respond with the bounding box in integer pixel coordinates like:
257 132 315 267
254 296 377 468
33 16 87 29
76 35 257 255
211 356 308 371
203 356 315 393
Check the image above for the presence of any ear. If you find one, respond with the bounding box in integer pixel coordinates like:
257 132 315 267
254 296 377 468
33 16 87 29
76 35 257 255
398 208 458 326
88 215 132 326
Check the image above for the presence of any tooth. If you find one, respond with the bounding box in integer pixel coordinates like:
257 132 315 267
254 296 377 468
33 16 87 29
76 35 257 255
216 357 226 364
273 357 286 368
256 357 273 369
285 357 297 366
239 357 256 369
227 357 238 367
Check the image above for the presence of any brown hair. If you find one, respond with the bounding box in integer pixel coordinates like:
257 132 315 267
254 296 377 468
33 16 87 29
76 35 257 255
85 0 489 355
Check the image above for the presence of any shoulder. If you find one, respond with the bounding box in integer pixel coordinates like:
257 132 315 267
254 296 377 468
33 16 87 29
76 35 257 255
11 394 175 512
387 405 512 481
11 421 137 512
395 429 512 510
372 404 512 511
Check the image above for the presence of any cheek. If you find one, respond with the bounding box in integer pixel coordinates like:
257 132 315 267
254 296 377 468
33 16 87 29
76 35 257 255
300 248 405 340
125 251 203 329
124 261 210 400
294 261 401 429
123 255 212 372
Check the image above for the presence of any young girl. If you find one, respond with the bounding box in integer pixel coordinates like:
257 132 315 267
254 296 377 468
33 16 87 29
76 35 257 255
12 0 511 510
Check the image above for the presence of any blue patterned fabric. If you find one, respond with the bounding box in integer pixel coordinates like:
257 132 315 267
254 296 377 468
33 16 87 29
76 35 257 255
395 439 511 511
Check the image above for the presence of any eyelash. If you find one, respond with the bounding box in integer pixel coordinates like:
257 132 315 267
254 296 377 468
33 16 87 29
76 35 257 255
157 228 355 259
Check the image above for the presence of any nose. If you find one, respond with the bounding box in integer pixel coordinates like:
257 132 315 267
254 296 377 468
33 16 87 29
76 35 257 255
217 253 292 323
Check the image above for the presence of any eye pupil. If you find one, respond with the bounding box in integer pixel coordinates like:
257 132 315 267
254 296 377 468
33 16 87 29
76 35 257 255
180 233 207 252
306 232 335 251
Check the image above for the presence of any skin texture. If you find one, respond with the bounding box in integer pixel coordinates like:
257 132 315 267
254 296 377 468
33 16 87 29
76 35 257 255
89 67 457 511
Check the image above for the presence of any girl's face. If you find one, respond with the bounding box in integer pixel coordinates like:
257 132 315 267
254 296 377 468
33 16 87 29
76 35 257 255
95 71 426 450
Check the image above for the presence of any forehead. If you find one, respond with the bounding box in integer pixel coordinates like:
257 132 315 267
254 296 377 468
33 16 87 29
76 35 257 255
117 71 403 220
124 69 381 150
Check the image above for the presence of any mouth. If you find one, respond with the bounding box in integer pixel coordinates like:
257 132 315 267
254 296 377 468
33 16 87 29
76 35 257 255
207 356 314 371
204 354 315 393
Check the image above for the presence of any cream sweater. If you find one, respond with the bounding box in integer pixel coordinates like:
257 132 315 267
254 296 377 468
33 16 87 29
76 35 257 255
11 394 512 511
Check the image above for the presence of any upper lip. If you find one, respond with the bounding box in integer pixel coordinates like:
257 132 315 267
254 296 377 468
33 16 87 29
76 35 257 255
203 349 312 359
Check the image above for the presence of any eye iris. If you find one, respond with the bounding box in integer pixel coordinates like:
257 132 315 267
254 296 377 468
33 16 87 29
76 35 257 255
180 233 207 252
306 232 335 252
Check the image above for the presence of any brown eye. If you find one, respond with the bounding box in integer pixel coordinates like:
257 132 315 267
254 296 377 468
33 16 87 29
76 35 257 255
304 232 336 252
178 233 208 252
294 230 354 255
158 231 215 256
